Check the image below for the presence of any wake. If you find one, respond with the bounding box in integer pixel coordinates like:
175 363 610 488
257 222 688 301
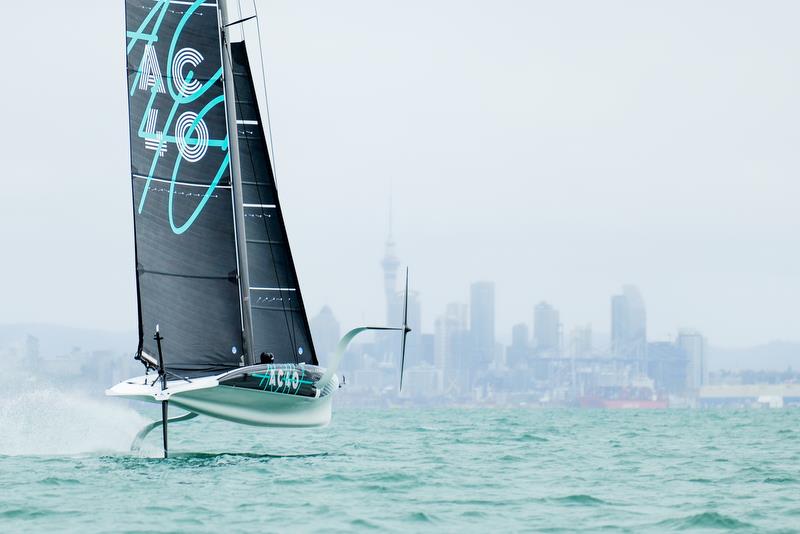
0 386 149 456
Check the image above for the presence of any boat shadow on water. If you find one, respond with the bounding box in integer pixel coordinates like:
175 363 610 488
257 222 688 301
101 450 333 468
169 451 330 460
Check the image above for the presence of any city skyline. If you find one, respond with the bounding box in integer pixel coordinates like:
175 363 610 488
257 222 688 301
0 225 795 405
300 227 800 406
348 226 724 356
310 227 713 404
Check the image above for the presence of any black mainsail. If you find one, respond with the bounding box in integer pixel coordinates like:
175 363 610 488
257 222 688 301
124 0 316 374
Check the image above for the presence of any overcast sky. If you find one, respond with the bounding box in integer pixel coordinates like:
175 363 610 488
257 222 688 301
1 0 798 348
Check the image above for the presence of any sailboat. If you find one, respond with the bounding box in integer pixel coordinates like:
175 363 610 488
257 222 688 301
108 0 410 457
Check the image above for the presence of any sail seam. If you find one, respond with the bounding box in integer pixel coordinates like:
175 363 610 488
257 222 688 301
250 287 297 292
132 174 232 189
240 180 275 186
139 269 234 281
246 239 286 245
251 306 303 312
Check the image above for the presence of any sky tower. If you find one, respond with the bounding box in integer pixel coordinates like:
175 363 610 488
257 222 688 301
381 199 401 326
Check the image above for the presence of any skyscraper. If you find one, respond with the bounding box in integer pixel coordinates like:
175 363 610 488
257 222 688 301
506 323 530 369
677 329 706 390
646 341 688 393
470 281 495 369
569 325 592 357
434 302 469 392
512 323 529 348
611 285 647 362
403 290 423 366
534 301 560 355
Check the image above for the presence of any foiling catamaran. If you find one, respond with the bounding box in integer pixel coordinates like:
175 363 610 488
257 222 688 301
108 0 409 457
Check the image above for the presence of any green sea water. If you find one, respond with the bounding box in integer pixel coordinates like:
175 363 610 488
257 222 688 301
1 394 799 532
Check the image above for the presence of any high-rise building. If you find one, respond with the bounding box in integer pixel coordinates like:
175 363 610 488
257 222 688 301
420 334 435 366
434 303 468 369
470 281 495 369
611 285 647 362
534 301 560 355
678 329 706 390
402 290 423 366
569 325 592 357
434 302 469 393
647 341 688 393
506 323 530 369
512 323 529 348
310 306 340 361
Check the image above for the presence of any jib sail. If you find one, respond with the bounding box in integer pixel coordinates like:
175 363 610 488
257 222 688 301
229 40 318 366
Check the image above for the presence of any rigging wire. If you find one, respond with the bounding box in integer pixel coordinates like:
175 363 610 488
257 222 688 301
245 0 279 180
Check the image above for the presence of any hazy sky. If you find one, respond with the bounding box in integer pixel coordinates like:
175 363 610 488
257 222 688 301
1 1 798 348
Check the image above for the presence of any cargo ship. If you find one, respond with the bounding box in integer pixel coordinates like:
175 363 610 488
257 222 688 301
579 376 668 409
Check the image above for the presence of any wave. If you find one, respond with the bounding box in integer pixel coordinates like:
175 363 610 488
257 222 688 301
552 494 608 506
1 508 80 520
406 511 437 523
516 432 548 442
657 512 752 530
350 518 381 529
38 477 82 486
764 476 796 484
362 471 420 484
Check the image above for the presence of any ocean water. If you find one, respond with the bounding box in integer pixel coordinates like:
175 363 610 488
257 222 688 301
1 394 799 532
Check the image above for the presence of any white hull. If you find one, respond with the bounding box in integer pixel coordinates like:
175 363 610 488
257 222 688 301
106 371 338 428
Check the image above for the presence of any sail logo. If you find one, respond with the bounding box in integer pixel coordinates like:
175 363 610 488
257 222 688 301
126 0 229 235
175 111 209 162
143 109 167 156
139 45 166 93
172 48 205 97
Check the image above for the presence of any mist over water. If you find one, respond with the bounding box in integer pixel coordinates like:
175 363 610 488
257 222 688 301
0 374 148 457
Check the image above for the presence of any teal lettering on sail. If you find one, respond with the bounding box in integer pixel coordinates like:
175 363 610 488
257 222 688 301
126 0 229 234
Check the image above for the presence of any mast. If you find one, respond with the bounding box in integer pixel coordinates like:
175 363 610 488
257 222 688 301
219 0 256 365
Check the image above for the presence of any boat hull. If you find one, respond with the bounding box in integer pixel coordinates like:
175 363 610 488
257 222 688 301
106 368 338 428
170 382 336 427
